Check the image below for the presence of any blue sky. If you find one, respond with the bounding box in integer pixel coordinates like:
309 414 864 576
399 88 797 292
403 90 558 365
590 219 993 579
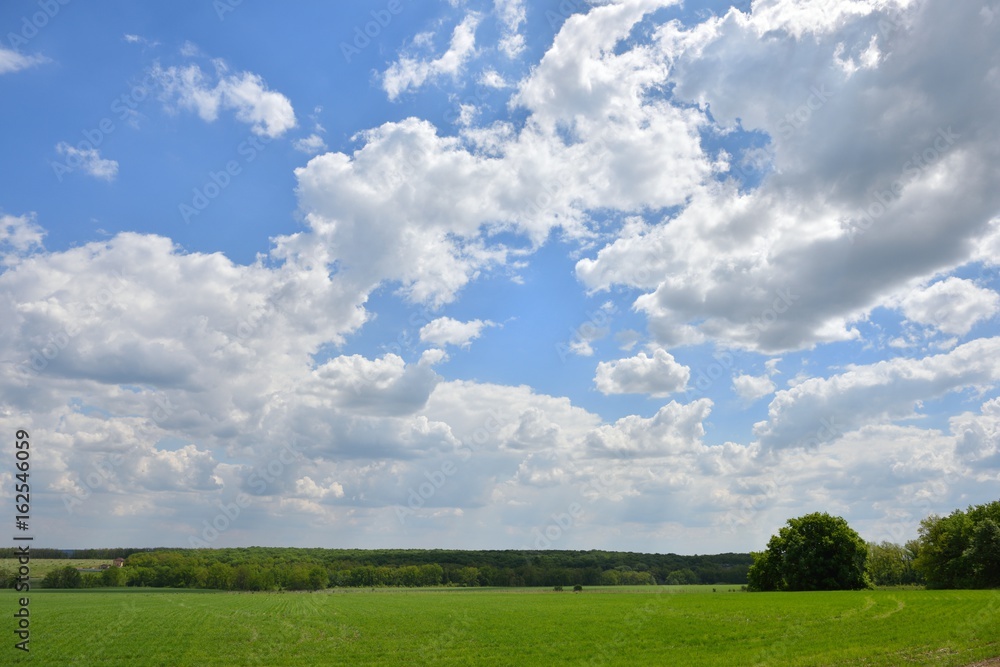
2 0 999 553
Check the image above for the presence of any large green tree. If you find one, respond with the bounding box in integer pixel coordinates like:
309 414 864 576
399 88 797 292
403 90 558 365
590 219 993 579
748 512 871 591
914 500 1000 588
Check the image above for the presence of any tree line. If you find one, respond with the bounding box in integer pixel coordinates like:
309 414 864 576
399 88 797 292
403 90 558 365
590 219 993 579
0 548 751 591
913 500 1000 588
747 500 999 591
12 499 992 592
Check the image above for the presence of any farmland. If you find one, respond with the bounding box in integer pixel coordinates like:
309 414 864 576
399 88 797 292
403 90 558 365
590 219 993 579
0 558 109 578
3 586 998 666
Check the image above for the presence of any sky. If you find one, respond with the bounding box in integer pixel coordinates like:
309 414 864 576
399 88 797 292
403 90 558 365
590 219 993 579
1 0 999 554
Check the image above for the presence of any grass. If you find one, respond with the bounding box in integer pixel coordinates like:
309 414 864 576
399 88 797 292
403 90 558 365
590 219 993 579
1 586 998 666
0 558 111 578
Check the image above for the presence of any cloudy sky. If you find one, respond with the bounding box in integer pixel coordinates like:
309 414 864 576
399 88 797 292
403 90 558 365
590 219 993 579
1 0 998 554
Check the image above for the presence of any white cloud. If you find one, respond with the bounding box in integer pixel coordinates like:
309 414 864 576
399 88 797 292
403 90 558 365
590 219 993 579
951 397 1000 470
294 476 345 499
54 143 119 181
0 214 45 253
478 68 509 88
733 358 781 402
495 0 526 58
733 373 776 403
383 13 481 100
293 133 328 155
576 0 1000 353
419 317 495 348
0 47 47 74
7 0 1000 553
594 348 690 396
898 277 1000 336
154 62 296 138
754 337 1000 450
585 398 712 458
1 216 991 550
295 3 713 308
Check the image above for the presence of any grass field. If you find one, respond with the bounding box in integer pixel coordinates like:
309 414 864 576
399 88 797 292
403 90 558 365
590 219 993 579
2 586 998 666
0 558 112 577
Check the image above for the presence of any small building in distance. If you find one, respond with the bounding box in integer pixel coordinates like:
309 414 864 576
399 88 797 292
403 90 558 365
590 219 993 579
113 558 125 568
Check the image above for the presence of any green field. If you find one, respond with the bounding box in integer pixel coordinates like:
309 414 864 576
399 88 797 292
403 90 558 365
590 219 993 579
2 586 998 666
0 558 111 578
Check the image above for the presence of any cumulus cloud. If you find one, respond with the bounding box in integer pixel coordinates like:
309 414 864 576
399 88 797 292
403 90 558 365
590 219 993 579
383 13 481 100
296 1 712 308
6 0 1000 552
576 0 1000 353
594 348 690 397
754 337 1000 450
898 277 1000 336
733 373 776 403
585 398 712 458
293 133 328 155
0 214 45 253
951 397 1000 470
733 358 781 403
419 317 495 348
154 61 296 137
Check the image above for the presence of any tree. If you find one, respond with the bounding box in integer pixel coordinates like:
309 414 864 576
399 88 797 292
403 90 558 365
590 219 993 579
747 512 871 591
664 568 699 585
915 501 1000 588
101 565 128 587
205 562 235 590
42 566 83 589
867 541 920 586
966 518 1000 588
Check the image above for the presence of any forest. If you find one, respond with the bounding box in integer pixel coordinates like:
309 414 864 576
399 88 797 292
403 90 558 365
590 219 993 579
0 547 752 590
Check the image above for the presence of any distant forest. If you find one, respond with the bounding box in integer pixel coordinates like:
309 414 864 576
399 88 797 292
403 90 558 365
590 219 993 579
1 548 752 590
